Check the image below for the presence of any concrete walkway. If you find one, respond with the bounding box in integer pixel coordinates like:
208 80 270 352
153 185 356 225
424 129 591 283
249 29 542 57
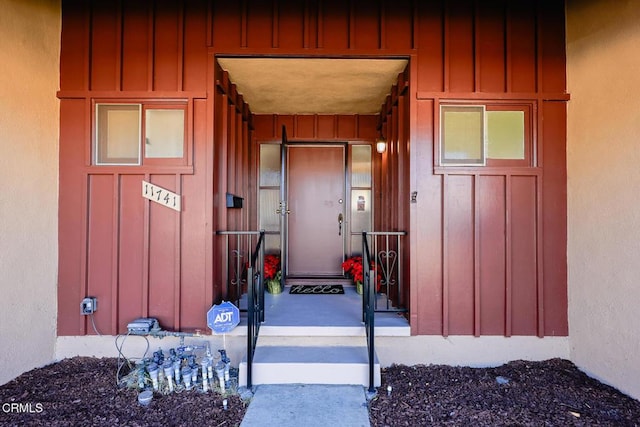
240 384 371 427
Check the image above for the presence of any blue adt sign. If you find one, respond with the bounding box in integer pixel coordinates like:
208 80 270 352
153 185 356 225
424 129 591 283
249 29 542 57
207 301 240 334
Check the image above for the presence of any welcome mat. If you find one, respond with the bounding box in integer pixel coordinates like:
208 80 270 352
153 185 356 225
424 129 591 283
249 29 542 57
289 284 345 295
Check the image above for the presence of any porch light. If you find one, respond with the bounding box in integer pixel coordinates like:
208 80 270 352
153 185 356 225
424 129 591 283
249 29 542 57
376 139 387 154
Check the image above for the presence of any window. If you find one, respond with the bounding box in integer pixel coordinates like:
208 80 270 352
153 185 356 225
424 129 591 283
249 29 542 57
258 144 282 253
350 145 372 254
440 106 485 165
439 104 531 167
95 102 186 166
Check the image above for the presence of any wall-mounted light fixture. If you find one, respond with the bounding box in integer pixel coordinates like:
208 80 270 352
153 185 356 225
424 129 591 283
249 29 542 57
376 138 387 154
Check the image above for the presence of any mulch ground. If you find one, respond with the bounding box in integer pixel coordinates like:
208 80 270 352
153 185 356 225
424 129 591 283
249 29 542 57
371 359 640 426
0 357 638 426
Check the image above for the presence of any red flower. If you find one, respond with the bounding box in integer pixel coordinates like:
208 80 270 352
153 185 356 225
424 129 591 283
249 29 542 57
342 255 381 292
263 254 281 280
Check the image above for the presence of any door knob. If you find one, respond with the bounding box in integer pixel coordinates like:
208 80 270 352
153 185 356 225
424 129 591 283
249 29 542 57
338 213 343 236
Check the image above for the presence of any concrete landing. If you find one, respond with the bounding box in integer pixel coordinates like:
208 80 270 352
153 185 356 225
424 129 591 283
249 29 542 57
240 384 370 427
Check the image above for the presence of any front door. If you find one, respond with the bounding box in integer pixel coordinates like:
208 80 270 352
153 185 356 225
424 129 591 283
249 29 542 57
286 145 346 276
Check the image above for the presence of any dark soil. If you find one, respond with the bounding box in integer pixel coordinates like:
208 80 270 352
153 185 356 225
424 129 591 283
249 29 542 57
1 357 638 426
371 359 640 426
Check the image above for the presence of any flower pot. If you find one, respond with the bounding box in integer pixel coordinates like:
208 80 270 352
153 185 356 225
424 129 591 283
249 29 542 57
266 279 282 294
355 281 363 295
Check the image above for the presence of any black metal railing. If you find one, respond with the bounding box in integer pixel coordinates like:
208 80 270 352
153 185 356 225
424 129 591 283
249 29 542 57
245 231 265 388
364 231 408 313
217 230 265 389
362 231 376 394
217 230 265 308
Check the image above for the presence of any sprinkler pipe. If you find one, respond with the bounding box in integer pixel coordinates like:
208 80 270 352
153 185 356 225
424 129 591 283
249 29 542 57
147 363 159 391
163 361 174 393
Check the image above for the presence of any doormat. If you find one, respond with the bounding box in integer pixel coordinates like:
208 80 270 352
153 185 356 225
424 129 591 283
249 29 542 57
289 284 345 295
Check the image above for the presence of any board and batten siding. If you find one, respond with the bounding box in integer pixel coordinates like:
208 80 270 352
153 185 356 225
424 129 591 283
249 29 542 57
58 0 567 337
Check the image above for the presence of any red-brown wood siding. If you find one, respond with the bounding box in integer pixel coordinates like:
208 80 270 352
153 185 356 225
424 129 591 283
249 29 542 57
58 0 568 337
377 72 411 312
253 115 377 142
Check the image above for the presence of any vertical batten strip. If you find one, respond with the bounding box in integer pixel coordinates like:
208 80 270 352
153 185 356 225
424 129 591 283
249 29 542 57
147 3 155 91
314 0 324 49
142 173 151 317
241 0 248 48
379 0 386 50
473 0 479 92
204 70 215 307
111 174 121 334
504 1 512 93
272 0 279 48
177 3 185 92
173 174 182 330
536 175 545 337
534 0 541 93
349 0 355 49
85 3 93 91
206 1 213 47
442 173 449 337
116 0 123 91
504 174 512 336
218 94 229 236
411 0 418 49
473 173 481 336
443 2 450 92
80 174 90 334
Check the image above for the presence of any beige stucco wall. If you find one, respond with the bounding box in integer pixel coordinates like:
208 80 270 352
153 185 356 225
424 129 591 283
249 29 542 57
566 0 640 400
0 0 60 385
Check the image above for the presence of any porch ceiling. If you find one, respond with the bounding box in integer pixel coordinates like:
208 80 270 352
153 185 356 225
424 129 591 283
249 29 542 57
217 58 408 115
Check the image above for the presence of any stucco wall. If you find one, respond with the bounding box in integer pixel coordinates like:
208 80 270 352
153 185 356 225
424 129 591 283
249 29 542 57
566 0 640 400
0 0 60 385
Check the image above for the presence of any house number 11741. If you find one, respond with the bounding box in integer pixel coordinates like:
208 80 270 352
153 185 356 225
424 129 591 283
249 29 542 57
142 180 181 212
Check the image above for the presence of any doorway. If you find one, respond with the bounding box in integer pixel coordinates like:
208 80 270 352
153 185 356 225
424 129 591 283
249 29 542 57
258 141 374 280
286 145 346 276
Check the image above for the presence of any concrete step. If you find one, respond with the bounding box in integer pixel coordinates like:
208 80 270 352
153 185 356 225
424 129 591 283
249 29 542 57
238 345 381 388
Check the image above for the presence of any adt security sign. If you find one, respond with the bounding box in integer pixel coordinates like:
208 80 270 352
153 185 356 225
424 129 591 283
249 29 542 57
207 301 240 334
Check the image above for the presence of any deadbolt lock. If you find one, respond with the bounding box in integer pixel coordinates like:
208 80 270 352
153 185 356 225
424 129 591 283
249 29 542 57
276 201 290 215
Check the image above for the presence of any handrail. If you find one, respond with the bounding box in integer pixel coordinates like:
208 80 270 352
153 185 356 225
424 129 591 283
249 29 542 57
362 231 376 394
245 231 265 388
216 230 264 307
216 230 265 389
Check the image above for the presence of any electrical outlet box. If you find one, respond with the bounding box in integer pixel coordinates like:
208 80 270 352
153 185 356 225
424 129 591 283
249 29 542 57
81 297 97 315
127 318 157 334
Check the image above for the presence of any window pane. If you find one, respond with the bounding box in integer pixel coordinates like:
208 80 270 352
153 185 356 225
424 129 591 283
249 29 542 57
96 104 140 164
487 111 525 159
260 144 281 186
441 106 484 165
350 189 372 258
351 189 371 232
145 109 184 158
259 189 280 231
259 189 281 253
351 145 371 187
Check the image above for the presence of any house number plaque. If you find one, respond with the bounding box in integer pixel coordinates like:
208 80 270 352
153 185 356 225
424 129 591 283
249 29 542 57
142 180 181 212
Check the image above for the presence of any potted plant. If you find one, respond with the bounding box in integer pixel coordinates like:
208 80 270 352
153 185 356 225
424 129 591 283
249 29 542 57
264 254 282 294
342 255 381 295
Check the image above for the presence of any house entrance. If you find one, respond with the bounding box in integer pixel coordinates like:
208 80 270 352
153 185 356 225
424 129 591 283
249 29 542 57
258 141 373 280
